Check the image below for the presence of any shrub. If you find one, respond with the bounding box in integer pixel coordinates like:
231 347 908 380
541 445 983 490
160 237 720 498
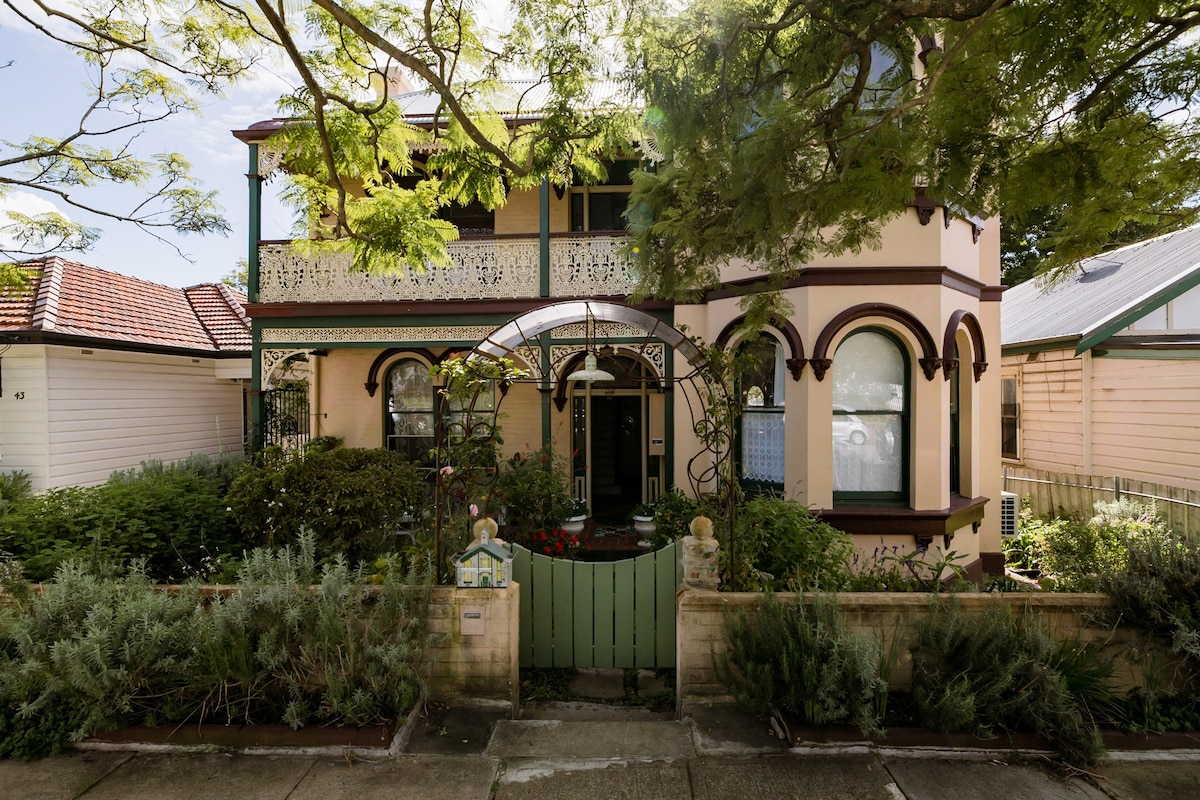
1037 498 1168 591
494 445 574 537
0 455 244 583
1102 528 1200 671
732 497 854 591
719 593 885 735
910 598 1113 766
0 532 433 759
226 446 428 565
0 472 31 517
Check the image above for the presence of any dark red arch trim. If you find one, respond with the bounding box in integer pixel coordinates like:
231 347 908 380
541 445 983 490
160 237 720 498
942 310 988 382
715 315 807 380
365 347 440 397
810 303 940 381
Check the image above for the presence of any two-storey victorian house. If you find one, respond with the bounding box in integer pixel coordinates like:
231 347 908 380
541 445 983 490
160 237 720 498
233 81 1005 579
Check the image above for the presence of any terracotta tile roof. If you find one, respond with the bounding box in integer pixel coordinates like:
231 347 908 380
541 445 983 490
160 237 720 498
0 257 250 354
185 283 252 351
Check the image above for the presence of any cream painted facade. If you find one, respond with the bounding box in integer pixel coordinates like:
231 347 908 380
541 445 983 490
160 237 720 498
242 125 1005 575
0 345 248 491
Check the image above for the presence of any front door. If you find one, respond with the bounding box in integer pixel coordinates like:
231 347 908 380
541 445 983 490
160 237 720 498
570 354 662 525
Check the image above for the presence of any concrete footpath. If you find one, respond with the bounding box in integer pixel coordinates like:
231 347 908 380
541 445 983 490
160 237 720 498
3 702 1200 800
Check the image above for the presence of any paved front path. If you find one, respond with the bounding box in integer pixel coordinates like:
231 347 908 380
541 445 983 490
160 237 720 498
3 706 1200 800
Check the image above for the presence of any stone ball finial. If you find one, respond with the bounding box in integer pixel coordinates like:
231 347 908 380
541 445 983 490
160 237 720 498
689 515 714 541
474 517 499 541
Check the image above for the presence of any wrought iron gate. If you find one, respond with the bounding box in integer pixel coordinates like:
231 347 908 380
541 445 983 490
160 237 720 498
262 385 310 450
510 542 681 669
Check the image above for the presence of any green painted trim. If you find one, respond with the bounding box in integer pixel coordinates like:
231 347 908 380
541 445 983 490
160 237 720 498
250 325 264 452
1093 348 1200 360
1001 337 1080 357
540 335 552 443
539 180 550 297
664 345 674 492
259 313 519 329
247 144 261 304
1076 265 1200 355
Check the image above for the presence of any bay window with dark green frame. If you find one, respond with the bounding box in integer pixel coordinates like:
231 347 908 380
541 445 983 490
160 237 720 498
736 333 786 494
831 328 909 505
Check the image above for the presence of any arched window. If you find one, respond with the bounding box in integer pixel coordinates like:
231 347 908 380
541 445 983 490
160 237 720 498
737 333 786 491
385 358 435 465
832 328 908 505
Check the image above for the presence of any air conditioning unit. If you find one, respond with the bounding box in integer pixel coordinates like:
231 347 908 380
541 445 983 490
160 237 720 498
1000 491 1018 538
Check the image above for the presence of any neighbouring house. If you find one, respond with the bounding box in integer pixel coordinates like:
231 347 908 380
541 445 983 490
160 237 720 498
233 83 1004 578
0 257 251 490
1001 224 1200 492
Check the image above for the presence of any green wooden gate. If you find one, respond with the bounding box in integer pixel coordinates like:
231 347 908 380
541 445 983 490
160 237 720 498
509 542 682 669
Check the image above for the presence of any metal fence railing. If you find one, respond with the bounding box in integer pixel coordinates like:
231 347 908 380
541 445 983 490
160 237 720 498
1003 466 1200 538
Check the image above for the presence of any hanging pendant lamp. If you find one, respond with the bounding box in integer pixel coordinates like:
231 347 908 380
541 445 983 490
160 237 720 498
565 304 615 383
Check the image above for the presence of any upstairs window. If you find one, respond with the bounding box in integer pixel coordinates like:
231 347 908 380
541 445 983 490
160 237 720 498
570 159 638 232
832 329 908 505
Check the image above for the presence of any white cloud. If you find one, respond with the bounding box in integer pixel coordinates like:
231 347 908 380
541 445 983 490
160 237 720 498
0 191 69 252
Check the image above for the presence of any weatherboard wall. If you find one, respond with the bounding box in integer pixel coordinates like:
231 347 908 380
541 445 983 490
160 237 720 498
41 347 245 487
1089 356 1200 491
0 346 50 490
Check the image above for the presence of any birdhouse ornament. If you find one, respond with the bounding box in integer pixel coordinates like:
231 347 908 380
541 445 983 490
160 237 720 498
454 517 512 588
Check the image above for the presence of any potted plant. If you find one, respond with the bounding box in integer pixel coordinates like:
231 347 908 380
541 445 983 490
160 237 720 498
631 499 657 542
563 498 589 536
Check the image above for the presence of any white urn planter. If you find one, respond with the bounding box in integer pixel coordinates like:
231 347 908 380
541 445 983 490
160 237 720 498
632 514 656 537
562 514 588 536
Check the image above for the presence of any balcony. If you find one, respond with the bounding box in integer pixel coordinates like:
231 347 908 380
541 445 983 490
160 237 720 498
256 233 638 303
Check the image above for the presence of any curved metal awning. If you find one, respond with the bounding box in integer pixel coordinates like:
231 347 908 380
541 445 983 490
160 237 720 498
470 300 704 365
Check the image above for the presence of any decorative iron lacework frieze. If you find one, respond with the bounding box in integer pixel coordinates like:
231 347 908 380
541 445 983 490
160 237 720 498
511 346 544 380
257 143 286 181
548 343 664 381
260 326 497 344
261 348 312 387
550 322 646 340
258 241 540 303
548 236 638 297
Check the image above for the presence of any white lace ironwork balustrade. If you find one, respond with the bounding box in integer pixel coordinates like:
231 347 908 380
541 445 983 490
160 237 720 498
548 236 638 297
257 239 540 302
741 411 785 484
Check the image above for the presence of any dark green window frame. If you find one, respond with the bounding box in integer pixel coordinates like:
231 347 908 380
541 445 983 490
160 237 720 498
832 327 910 507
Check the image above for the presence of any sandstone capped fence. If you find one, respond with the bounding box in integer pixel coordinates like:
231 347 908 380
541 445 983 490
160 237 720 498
675 589 1157 704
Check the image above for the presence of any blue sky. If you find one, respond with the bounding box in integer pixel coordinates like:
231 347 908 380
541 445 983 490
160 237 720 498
0 16 297 288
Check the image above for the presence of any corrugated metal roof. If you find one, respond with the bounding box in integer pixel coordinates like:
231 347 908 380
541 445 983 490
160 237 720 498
1001 224 1200 348
0 258 250 354
396 78 634 122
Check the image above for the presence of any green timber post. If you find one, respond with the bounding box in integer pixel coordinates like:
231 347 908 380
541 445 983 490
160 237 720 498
539 179 550 297
539 179 552 443
247 143 265 451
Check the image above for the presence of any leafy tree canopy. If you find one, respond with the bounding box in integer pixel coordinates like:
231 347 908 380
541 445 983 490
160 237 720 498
625 0 1200 293
6 0 1200 292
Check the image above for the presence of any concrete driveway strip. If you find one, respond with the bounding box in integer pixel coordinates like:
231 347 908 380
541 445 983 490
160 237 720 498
884 758 1111 800
688 754 902 800
0 751 131 800
495 759 692 800
287 755 501 800
74 753 316 800
488 720 696 759
1091 760 1200 800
